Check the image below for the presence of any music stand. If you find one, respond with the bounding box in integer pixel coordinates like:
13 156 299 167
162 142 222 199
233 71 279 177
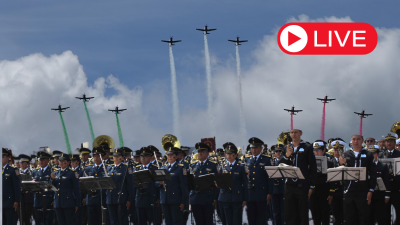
187 174 196 191
264 165 305 180
327 166 366 225
22 181 56 224
379 158 394 174
80 177 116 225
214 173 234 189
194 173 216 192
315 156 328 174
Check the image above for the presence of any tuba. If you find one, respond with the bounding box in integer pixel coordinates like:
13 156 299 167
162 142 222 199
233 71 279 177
390 121 400 137
161 134 181 151
93 135 115 152
277 132 291 145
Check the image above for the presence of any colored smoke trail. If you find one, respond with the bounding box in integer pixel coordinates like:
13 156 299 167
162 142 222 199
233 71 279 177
320 102 326 140
360 116 363 136
83 101 95 143
235 45 246 143
204 34 216 135
59 111 72 154
115 113 124 147
169 44 181 138
291 112 293 130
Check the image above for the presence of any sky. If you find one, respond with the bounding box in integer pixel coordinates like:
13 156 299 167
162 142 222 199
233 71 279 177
1 0 400 155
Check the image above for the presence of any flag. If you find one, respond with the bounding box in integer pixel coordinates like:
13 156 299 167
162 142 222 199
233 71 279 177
201 137 216 152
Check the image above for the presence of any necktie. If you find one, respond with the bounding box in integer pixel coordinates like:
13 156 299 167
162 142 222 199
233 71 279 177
97 166 100 170
168 165 171 171
200 162 203 167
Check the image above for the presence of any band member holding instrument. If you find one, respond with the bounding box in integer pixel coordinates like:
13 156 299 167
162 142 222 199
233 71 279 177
329 139 346 225
339 135 376 225
278 129 318 225
19 154 35 224
270 144 285 225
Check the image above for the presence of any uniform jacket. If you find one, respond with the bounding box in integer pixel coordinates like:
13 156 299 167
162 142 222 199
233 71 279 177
329 157 344 197
189 158 219 205
271 158 285 195
218 161 249 203
106 163 135 205
20 168 34 204
33 166 55 208
2 164 21 208
52 167 81 208
247 153 273 201
135 163 160 208
159 162 188 205
342 149 376 193
371 160 391 200
85 163 108 206
278 141 318 189
379 149 400 191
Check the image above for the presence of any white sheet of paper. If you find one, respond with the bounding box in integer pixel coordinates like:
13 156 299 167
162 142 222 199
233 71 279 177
315 156 328 174
327 167 366 182
265 164 305 179
375 177 386 191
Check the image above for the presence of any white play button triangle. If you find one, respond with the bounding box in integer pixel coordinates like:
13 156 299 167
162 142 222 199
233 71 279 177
280 25 308 53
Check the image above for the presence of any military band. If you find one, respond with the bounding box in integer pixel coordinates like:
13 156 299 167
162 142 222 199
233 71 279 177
4 123 400 225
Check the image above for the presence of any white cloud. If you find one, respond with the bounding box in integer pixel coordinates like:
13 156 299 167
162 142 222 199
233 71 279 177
2 15 400 156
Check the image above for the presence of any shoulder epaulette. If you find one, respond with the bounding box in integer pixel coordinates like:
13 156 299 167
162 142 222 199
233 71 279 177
191 160 198 164
10 165 16 168
178 164 184 167
136 165 142 168
208 160 216 164
53 168 60 171
70 168 75 171
152 163 158 167
245 154 250 158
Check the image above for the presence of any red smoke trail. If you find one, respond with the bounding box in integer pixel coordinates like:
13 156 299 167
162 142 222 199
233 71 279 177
320 102 326 140
360 116 363 136
291 112 293 130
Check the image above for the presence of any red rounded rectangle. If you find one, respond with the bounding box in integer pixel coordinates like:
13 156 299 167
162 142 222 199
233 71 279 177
277 22 378 55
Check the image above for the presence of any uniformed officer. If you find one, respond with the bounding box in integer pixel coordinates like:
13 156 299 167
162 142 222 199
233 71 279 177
106 148 135 225
71 154 86 225
19 154 35 224
190 142 218 225
368 145 391 225
147 145 163 225
101 145 113 165
120 146 138 225
158 147 188 225
33 151 55 225
180 146 191 164
14 156 21 169
218 143 248 225
278 129 318 225
51 154 81 225
133 150 141 166
309 140 333 225
135 147 160 225
31 154 38 169
270 144 285 225
329 140 346 225
246 137 272 225
2 148 21 225
79 148 91 167
176 148 190 224
84 147 108 225
52 150 63 169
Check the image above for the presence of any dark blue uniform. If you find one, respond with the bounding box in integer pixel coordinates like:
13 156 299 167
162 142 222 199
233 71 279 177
159 162 188 225
52 167 81 225
106 163 135 225
85 163 108 225
2 164 21 225
135 163 160 225
246 153 272 225
33 166 55 225
271 157 285 225
20 167 35 224
218 161 248 225
73 166 85 225
189 159 219 225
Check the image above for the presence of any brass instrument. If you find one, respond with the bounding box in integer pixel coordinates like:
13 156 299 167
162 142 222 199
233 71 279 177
277 132 291 145
390 121 400 137
93 135 115 177
161 134 181 151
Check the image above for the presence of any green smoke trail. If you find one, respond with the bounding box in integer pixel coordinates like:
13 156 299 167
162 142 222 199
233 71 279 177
83 101 95 142
59 111 72 154
115 113 124 147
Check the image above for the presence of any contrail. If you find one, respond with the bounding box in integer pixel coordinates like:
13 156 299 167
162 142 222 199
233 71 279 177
291 112 294 130
235 45 247 143
59 111 72 154
115 113 124 147
320 102 326 140
169 44 181 138
359 116 363 136
83 101 95 143
204 34 215 135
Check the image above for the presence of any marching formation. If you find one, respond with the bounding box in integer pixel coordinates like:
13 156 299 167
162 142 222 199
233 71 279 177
3 122 400 225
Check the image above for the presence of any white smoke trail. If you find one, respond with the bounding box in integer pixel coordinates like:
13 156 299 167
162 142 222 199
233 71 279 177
169 44 181 138
204 34 216 136
236 45 247 144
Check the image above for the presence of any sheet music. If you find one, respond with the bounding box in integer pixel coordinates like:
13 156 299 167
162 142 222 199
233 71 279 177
394 158 400 176
327 167 366 182
315 156 328 174
375 177 386 191
379 158 394 174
